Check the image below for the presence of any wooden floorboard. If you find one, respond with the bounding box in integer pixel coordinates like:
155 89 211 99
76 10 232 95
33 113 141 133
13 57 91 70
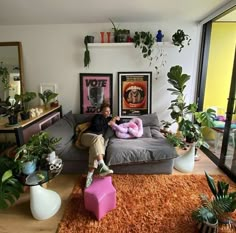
0 149 225 233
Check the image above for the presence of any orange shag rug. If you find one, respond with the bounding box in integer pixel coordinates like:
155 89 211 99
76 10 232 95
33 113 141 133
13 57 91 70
57 174 236 233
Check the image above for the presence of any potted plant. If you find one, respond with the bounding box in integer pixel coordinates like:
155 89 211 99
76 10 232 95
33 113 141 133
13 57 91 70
15 91 37 120
192 171 236 231
2 96 21 125
0 61 10 90
164 65 216 149
133 31 155 62
110 19 130 43
14 131 61 174
172 29 191 52
38 90 58 109
0 155 23 209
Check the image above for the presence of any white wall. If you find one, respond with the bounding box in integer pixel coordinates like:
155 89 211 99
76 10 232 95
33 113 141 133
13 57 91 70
0 21 201 125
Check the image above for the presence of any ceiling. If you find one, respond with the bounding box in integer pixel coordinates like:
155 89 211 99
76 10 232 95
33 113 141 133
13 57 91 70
0 0 234 25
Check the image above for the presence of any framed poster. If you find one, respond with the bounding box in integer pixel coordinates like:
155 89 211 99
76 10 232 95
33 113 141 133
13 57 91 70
80 73 113 114
118 72 152 118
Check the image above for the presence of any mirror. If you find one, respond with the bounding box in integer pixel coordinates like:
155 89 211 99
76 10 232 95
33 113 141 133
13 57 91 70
0 42 24 103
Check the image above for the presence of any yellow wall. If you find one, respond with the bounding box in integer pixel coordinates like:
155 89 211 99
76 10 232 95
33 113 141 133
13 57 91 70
203 23 236 115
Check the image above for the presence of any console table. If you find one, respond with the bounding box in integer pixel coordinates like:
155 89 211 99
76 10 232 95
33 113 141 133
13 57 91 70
0 105 62 146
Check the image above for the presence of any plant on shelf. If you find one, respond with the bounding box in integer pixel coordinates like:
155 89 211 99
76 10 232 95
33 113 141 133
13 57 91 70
0 155 23 209
133 31 155 63
0 62 10 89
15 91 37 120
109 19 130 43
164 65 215 148
38 90 58 109
2 96 21 125
84 35 91 67
172 29 191 52
192 171 236 231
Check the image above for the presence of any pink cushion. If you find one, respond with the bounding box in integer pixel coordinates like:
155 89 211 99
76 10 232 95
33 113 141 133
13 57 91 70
84 176 116 220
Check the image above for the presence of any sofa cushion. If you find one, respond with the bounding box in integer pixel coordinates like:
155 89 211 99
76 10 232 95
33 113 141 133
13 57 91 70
44 117 74 154
138 112 160 130
63 110 76 127
106 137 177 166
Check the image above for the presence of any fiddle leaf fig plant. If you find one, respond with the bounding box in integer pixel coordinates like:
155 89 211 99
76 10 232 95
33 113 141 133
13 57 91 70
163 65 216 148
172 29 191 52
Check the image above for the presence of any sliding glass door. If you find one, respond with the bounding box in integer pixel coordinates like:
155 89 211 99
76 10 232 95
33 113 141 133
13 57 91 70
197 18 236 180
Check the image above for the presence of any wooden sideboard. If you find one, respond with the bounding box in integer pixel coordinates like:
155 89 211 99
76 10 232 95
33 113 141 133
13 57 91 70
0 105 62 146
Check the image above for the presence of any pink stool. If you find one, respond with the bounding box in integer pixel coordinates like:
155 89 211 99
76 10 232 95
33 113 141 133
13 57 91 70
84 176 116 220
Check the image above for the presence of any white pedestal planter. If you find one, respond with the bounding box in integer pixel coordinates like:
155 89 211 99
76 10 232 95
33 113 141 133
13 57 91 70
174 144 195 173
30 185 61 220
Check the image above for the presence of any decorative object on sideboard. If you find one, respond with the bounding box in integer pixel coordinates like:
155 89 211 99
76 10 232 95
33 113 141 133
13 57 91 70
156 30 164 42
38 89 58 110
172 29 191 52
15 91 37 120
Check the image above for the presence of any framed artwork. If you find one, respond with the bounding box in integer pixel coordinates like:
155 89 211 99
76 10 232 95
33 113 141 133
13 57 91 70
80 73 113 114
39 83 57 104
118 72 152 118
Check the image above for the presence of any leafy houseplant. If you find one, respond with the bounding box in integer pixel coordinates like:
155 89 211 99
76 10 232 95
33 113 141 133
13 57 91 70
0 155 23 209
164 65 216 148
0 62 10 89
38 90 58 109
15 91 37 120
2 96 21 125
192 171 236 230
110 19 130 43
15 131 61 173
133 31 155 62
172 29 191 52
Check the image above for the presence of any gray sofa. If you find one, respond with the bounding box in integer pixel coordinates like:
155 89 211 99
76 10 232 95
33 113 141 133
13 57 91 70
44 111 178 174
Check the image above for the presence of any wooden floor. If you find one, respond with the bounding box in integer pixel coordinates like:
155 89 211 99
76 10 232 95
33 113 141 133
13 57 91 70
0 149 224 233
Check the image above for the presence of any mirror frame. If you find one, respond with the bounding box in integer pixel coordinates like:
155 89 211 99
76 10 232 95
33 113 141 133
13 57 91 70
0 41 24 98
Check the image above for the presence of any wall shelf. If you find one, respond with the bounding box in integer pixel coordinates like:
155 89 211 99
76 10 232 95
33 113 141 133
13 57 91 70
88 42 175 48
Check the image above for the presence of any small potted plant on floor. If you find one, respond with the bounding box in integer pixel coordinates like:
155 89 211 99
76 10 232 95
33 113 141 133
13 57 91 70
192 171 236 231
15 91 37 120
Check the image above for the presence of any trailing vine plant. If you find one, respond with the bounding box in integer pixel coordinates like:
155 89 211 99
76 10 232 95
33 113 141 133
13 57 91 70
172 29 191 52
133 31 155 64
84 36 91 67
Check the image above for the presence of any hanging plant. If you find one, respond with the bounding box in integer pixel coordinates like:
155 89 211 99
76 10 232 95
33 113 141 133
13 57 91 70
133 31 155 62
0 62 10 89
172 29 191 52
84 36 91 67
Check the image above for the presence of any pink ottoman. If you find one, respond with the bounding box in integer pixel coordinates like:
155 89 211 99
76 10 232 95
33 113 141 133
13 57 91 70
84 176 116 220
